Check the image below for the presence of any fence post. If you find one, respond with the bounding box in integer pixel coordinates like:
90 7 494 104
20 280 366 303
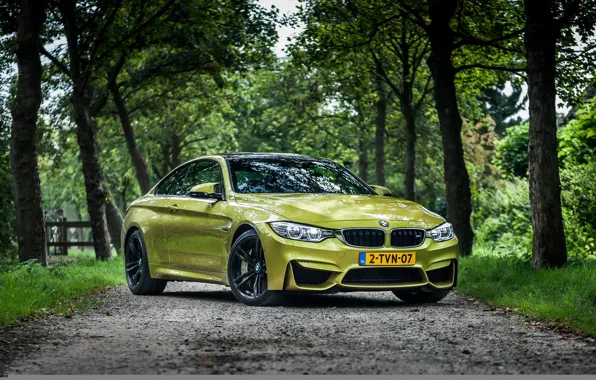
62 217 69 256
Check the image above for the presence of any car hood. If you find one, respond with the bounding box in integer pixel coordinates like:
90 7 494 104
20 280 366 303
233 193 445 229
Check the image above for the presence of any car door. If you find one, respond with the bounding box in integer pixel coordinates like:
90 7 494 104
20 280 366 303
163 159 231 273
151 163 192 264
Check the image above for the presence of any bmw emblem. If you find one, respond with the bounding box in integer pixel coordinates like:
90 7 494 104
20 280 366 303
379 220 389 228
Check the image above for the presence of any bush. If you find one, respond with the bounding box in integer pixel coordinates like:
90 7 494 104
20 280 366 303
560 157 596 259
0 124 16 263
472 177 532 258
493 123 529 178
559 98 596 164
473 164 596 262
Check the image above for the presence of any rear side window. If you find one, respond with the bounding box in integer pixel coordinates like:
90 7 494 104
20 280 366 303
155 160 223 196
155 165 190 196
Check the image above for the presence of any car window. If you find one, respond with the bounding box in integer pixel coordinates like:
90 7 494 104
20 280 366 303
184 160 223 194
155 165 191 196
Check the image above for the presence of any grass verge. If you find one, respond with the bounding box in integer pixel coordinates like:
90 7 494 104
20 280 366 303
457 248 596 337
0 255 125 328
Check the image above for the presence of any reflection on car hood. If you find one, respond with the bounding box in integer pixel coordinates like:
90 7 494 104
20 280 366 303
234 193 445 229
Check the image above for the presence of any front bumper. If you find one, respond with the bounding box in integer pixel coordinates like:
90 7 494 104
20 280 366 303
255 223 458 292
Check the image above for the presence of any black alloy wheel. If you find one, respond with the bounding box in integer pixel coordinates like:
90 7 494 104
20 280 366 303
124 230 167 295
228 230 283 306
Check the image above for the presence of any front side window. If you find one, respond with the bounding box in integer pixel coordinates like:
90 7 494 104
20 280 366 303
227 156 374 195
185 160 223 194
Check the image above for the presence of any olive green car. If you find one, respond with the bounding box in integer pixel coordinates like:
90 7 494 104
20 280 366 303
122 153 458 306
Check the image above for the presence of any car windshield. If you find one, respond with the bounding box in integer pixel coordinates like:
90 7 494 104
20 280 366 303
227 156 374 195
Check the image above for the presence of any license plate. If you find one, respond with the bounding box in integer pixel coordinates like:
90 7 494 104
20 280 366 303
359 252 416 266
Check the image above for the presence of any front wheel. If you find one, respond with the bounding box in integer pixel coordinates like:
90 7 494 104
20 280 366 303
227 230 283 306
125 230 167 295
392 288 451 304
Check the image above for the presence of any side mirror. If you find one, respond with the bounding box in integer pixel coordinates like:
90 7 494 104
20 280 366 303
189 182 223 201
369 185 392 196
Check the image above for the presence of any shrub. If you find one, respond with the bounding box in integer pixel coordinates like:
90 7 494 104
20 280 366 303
472 177 532 257
560 157 596 259
493 123 529 178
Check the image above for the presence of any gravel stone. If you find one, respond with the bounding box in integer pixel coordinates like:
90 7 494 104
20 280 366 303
1 282 595 374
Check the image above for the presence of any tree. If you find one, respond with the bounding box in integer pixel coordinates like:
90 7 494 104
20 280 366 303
481 79 526 136
524 0 596 268
102 0 277 193
291 0 434 195
9 0 48 264
394 0 525 256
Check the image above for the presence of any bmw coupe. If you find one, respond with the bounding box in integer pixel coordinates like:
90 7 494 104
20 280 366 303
122 153 458 306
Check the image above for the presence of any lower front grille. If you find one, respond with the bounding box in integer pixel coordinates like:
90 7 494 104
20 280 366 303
427 261 454 284
291 262 331 286
342 267 422 285
341 229 385 248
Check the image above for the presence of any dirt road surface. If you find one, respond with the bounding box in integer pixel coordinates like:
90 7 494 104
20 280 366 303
1 282 595 375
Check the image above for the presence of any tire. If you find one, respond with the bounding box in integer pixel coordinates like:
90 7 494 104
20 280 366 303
227 230 283 306
392 288 451 304
124 229 167 295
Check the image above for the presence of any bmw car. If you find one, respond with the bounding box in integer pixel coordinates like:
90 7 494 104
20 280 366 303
122 153 458 306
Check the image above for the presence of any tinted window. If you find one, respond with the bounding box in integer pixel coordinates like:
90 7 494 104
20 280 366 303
227 156 374 195
156 165 190 196
185 160 223 193
156 160 223 196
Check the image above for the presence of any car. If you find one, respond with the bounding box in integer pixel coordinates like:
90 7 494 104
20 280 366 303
122 153 458 306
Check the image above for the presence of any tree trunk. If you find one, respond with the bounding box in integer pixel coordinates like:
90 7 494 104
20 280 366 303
426 0 474 256
524 0 567 268
105 196 123 254
10 0 48 264
110 85 152 194
373 61 387 186
61 0 111 260
171 134 181 169
403 106 416 201
71 94 112 260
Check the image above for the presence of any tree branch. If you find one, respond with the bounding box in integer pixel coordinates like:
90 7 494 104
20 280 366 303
39 45 71 78
86 0 124 75
453 29 524 50
454 63 527 75
98 0 176 62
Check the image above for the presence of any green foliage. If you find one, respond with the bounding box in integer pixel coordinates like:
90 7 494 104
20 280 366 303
0 256 125 327
476 122 596 261
494 123 529 178
558 98 596 164
0 97 15 262
560 157 596 258
463 116 501 191
472 177 532 256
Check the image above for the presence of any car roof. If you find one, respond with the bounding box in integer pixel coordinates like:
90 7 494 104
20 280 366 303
217 152 322 161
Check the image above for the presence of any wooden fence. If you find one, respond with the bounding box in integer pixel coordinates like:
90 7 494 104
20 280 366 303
46 219 93 256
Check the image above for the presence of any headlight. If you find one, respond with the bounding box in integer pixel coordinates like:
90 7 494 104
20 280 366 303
269 222 335 242
426 222 454 242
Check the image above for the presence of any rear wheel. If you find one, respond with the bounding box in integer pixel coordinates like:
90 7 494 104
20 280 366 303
228 230 283 306
125 230 167 295
392 288 451 304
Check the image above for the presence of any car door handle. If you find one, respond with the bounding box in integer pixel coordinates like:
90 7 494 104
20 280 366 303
167 204 179 213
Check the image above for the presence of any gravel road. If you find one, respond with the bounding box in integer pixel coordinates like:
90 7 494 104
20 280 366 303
1 282 595 375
